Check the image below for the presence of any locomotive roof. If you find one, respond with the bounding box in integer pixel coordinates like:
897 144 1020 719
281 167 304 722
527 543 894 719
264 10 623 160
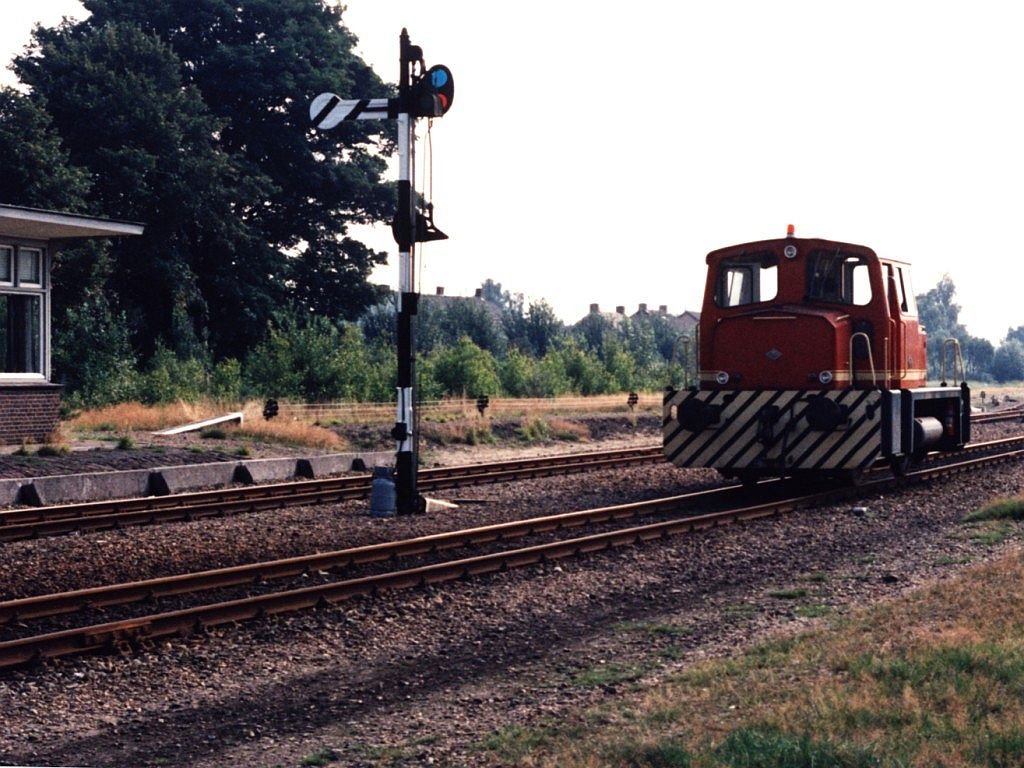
705 236 911 268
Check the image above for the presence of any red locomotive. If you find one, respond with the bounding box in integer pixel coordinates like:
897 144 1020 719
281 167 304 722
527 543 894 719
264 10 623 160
663 226 970 483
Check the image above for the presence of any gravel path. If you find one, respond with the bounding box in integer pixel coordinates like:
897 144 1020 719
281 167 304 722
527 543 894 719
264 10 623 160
1 418 1022 767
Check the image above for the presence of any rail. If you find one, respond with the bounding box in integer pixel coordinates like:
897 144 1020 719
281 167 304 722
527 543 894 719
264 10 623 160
5 440 1024 669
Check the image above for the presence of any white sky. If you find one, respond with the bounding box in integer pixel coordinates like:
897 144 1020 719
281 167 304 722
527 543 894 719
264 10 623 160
3 1 1022 344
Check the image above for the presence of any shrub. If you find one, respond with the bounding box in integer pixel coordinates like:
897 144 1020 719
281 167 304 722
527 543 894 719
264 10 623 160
243 314 385 402
138 344 208 404
517 417 551 442
429 337 501 398
36 444 71 457
210 358 243 402
53 293 140 407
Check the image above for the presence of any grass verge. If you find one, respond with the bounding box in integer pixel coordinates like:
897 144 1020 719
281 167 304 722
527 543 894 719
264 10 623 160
481 548 1024 767
68 401 348 450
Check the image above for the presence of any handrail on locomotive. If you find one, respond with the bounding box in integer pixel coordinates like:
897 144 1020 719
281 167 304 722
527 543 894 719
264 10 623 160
848 331 877 388
940 337 966 387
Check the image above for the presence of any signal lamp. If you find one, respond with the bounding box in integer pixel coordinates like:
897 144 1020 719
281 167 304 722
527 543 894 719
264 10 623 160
410 64 454 117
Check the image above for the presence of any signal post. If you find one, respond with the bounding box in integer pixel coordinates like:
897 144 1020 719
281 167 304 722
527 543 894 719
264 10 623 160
311 29 453 514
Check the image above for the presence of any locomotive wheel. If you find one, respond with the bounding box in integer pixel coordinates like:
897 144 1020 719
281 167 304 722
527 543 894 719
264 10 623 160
889 455 910 478
835 469 864 487
736 470 760 489
719 469 761 488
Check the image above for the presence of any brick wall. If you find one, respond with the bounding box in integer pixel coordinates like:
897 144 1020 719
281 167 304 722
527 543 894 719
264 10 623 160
0 384 62 444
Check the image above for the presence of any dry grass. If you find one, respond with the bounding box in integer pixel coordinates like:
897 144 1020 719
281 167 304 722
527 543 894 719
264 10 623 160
69 400 348 450
545 417 591 441
69 401 224 433
420 419 495 446
496 549 1024 767
234 402 348 450
273 394 661 426
516 416 591 443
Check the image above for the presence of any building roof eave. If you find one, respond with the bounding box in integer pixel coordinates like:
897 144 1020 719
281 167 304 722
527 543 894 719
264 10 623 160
0 204 145 241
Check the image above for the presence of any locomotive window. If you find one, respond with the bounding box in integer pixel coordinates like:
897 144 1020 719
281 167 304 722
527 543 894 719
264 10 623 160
807 251 871 306
717 253 777 307
897 266 917 314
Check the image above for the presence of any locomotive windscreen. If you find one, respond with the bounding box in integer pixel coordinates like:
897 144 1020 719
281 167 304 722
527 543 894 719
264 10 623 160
715 251 777 307
806 249 872 306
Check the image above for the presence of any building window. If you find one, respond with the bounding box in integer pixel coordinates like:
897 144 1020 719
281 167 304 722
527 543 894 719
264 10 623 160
0 294 42 374
0 246 11 285
17 248 42 286
0 244 48 378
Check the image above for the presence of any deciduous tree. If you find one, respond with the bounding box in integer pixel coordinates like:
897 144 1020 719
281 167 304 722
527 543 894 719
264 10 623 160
16 0 394 358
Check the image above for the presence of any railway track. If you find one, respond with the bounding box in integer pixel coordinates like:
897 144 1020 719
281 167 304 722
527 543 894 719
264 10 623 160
4 406 1022 541
0 445 665 541
4 413 1022 542
2 437 1022 670
971 407 1024 424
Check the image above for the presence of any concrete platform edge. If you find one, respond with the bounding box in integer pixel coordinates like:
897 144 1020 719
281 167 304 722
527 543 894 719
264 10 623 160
6 450 395 508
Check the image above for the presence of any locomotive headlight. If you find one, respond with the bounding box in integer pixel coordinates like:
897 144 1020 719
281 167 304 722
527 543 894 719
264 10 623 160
818 370 834 385
715 371 730 385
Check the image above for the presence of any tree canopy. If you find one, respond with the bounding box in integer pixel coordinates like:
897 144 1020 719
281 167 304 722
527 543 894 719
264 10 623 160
13 0 395 358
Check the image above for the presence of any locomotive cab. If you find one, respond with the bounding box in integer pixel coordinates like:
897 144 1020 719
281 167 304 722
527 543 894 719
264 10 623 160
664 229 969 482
701 238 923 391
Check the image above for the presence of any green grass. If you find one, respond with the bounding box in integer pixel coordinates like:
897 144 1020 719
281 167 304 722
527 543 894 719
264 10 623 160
723 602 759 617
572 661 648 688
478 724 559 763
490 552 1024 767
766 588 809 600
613 620 692 638
712 726 879 767
606 736 693 766
299 747 339 766
967 521 1015 546
963 496 1024 523
794 604 833 619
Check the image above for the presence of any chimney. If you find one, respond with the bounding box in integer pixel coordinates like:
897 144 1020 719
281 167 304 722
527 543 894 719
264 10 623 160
638 303 647 314
616 305 625 315
659 305 668 314
590 303 600 314
475 288 483 298
436 286 445 295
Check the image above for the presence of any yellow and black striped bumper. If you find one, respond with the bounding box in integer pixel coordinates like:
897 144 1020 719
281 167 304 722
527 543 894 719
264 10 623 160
663 389 897 474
